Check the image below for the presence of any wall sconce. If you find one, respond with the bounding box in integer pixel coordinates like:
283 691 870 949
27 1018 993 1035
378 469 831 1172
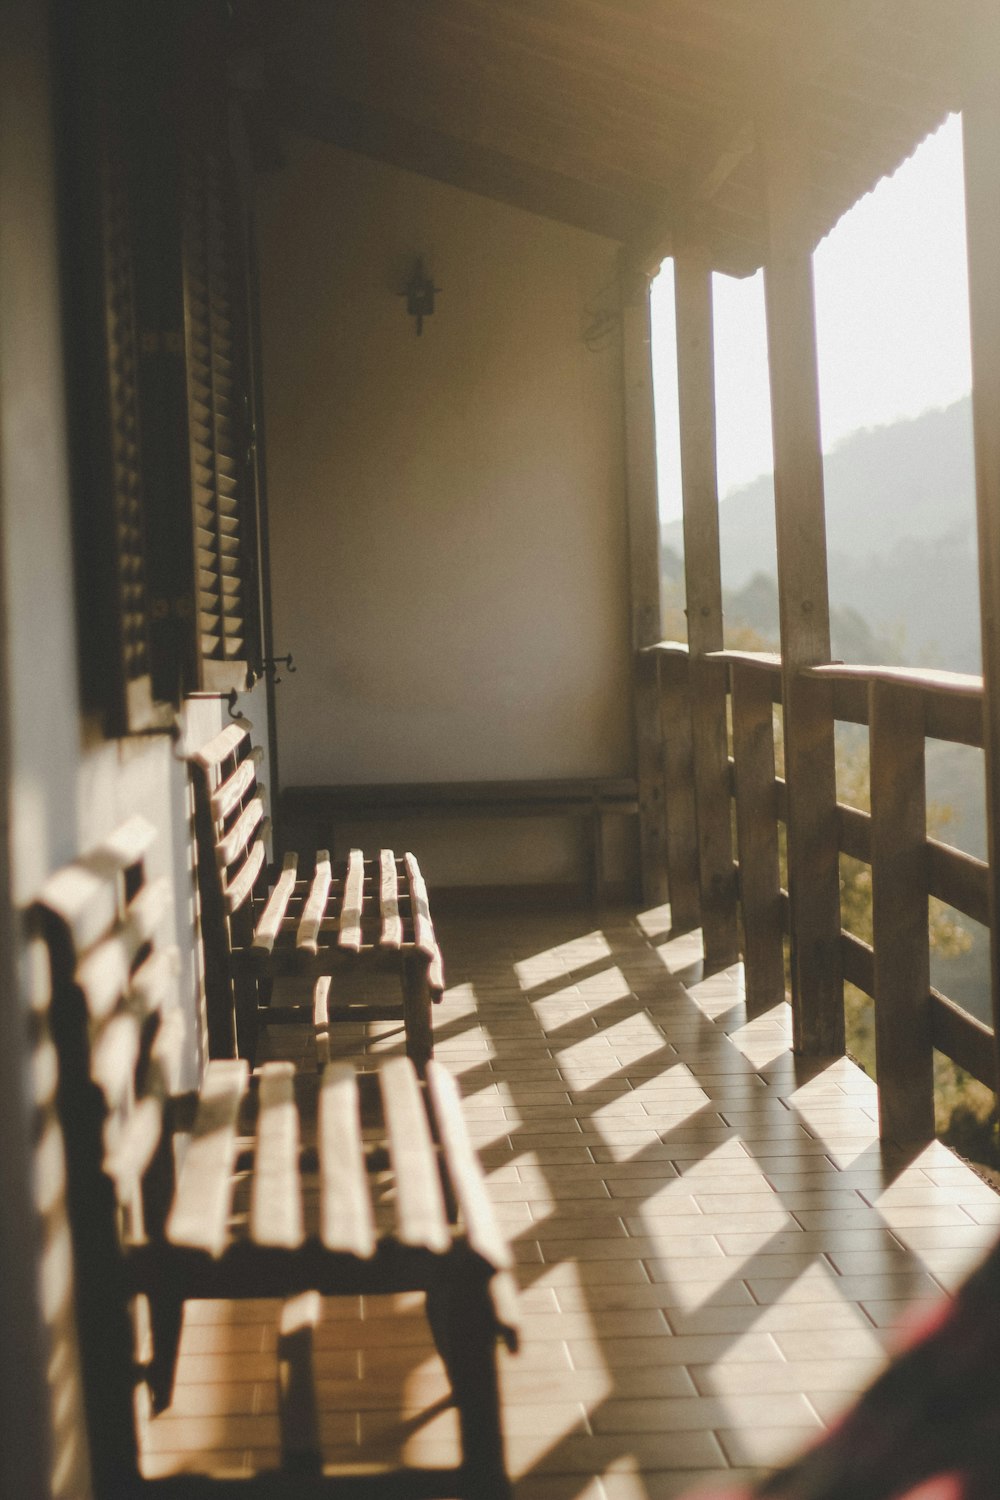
400 257 441 336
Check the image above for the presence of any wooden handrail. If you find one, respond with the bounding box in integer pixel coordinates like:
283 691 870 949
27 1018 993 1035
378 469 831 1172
667 644 1000 1146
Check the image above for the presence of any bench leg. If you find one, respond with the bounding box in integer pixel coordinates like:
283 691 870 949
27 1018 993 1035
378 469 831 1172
427 1270 510 1500
147 1291 184 1413
402 951 434 1077
233 973 259 1064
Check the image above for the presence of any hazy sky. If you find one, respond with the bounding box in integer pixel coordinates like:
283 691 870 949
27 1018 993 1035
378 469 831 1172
651 113 972 523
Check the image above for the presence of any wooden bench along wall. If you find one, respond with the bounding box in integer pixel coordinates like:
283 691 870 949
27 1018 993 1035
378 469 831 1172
189 724 445 1070
281 778 641 907
34 816 518 1498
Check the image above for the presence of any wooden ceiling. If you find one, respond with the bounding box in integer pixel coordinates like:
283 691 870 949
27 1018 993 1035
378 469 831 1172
236 0 989 276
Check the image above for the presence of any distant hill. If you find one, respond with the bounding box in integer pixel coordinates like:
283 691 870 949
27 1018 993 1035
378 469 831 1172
662 395 981 671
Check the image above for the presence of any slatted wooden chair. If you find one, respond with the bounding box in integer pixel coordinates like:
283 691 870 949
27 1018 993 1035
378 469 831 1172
35 817 518 1499
189 722 445 1070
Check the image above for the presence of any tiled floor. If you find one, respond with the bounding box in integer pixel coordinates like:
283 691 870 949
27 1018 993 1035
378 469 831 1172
144 904 1000 1498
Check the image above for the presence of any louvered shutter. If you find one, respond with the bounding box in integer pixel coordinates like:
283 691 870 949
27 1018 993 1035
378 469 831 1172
182 138 261 694
99 119 161 730
58 0 170 737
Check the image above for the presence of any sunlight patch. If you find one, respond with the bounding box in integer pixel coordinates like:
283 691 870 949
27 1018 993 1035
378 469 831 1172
726 1012 792 1067
440 981 479 1016
514 932 611 988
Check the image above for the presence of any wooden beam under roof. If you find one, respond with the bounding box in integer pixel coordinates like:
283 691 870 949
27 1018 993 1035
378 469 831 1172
278 89 658 242
623 0 947 278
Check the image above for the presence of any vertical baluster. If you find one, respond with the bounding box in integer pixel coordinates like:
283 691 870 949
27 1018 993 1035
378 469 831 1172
869 677 934 1146
731 661 785 1015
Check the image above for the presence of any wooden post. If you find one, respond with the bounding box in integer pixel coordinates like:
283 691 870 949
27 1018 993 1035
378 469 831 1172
674 251 739 965
869 678 934 1145
963 84 1000 1091
730 661 785 1014
621 261 669 906
762 131 844 1057
656 647 702 931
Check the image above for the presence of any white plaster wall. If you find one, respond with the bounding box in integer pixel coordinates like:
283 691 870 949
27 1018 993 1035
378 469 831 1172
0 19 274 1485
257 139 633 883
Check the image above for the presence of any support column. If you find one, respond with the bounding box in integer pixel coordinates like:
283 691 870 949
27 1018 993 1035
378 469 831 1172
620 262 669 906
869 679 934 1145
963 82 1000 1089
674 251 739 965
762 133 844 1056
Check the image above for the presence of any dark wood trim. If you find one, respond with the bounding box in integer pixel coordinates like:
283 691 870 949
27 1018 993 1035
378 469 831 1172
284 88 653 243
869 677 934 1147
675 251 738 964
963 88 1000 1093
655 651 701 931
930 991 997 1091
730 662 784 1013
763 132 843 1057
620 264 669 905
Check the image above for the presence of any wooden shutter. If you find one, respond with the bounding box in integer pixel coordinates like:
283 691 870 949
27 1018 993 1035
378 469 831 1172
182 137 262 694
98 118 162 730
57 0 170 736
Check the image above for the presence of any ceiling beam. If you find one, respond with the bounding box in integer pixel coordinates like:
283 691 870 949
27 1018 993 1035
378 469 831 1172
277 87 659 243
623 0 906 279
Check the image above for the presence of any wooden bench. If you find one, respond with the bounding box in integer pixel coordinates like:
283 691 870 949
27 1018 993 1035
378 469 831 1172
189 724 444 1070
281 777 641 906
34 817 518 1498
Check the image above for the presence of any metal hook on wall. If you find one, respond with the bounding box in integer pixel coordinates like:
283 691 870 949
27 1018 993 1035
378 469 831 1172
264 652 296 685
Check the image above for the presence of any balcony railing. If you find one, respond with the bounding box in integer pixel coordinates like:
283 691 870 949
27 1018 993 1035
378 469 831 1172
652 641 999 1149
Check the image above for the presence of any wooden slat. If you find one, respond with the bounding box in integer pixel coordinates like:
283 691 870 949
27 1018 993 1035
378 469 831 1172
675 250 738 966
338 849 365 953
75 937 131 1024
277 1293 322 1472
730 662 784 1016
930 991 997 1090
379 849 402 950
810 661 986 746
425 1062 510 1271
129 947 181 1024
145 1003 186 1100
122 876 172 954
283 777 639 818
216 795 265 871
379 1058 450 1253
296 852 332 955
223 837 266 915
167 1059 249 1256
620 262 669 905
92 815 158 875
926 839 990 927
965 83 1000 1092
840 931 875 997
211 747 265 824
250 1063 303 1250
657 652 700 931
313 976 331 1069
104 1096 165 1201
193 721 249 774
38 863 119 959
318 1064 375 1257
837 803 871 865
404 854 444 992
74 888 175 1025
763 132 843 1058
251 852 298 954
91 1012 141 1111
869 677 934 1146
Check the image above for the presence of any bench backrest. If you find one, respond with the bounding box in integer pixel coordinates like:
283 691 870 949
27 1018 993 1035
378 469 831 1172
188 721 270 1054
33 818 182 1493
